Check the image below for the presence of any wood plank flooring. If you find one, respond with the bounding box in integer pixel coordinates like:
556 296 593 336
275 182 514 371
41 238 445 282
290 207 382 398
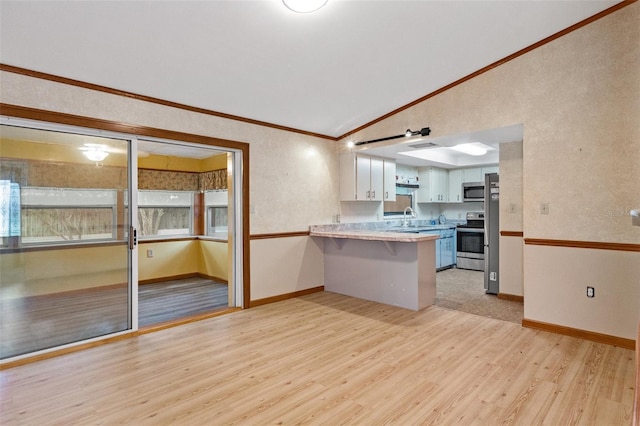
1 292 635 425
1 278 228 358
139 278 228 327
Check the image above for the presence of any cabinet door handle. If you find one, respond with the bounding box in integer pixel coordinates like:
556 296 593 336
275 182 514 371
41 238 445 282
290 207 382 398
367 190 371 199
385 191 388 199
371 190 376 199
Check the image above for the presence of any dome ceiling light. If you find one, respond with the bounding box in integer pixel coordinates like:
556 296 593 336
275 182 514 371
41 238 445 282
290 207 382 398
80 144 110 162
282 0 328 13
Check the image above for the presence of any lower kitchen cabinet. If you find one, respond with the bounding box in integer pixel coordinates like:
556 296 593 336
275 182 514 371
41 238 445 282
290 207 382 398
421 228 456 270
439 230 456 269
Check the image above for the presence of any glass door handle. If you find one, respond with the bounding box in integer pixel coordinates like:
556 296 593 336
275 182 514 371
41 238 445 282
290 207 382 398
129 226 137 250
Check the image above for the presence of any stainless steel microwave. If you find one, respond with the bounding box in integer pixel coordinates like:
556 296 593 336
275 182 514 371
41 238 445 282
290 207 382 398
462 182 484 202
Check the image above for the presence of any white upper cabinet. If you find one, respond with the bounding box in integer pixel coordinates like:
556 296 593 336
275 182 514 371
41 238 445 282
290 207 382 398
416 165 499 204
462 167 483 183
383 159 396 202
448 169 463 203
417 167 448 203
340 153 385 201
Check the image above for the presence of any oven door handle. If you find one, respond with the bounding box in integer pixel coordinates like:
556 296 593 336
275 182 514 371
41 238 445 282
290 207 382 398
456 228 485 233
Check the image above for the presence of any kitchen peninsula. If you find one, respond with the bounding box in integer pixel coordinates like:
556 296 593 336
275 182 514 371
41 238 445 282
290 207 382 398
310 224 440 311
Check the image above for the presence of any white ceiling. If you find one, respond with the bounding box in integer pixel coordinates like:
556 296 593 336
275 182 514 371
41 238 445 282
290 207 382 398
0 0 620 141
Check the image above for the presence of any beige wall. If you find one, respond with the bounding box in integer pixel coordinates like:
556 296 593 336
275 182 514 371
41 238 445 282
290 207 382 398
499 237 523 297
499 141 524 297
338 4 640 339
524 244 640 339
499 142 523 233
250 236 324 301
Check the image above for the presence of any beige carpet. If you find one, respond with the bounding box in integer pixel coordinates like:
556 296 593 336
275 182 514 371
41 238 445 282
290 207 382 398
435 268 523 324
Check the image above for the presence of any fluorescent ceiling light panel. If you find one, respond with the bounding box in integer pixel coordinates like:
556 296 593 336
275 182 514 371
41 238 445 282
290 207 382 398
398 147 457 164
398 142 496 166
450 142 492 156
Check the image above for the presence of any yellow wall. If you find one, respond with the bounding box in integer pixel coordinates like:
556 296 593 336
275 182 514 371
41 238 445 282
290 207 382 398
138 239 228 282
0 245 129 298
198 240 229 282
138 152 227 172
0 239 228 298
138 154 201 172
1 137 227 173
138 240 200 281
201 153 228 172
0 138 127 167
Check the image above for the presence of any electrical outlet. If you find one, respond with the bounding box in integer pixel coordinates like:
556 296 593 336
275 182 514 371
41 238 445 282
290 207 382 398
586 286 594 298
540 203 550 215
147 249 154 258
510 203 517 213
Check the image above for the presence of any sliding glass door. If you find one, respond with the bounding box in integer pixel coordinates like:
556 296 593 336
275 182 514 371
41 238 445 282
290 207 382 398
1 116 245 360
0 123 135 359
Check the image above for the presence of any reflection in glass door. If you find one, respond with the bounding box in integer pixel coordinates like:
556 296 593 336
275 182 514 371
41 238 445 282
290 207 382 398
0 124 134 359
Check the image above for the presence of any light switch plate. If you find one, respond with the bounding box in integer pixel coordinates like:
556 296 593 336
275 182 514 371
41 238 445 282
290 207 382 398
540 203 550 215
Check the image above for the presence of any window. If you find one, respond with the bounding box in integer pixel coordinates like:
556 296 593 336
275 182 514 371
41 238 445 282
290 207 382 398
207 206 228 235
204 190 228 236
137 190 193 237
3 187 118 246
383 192 415 217
0 180 20 244
22 207 114 243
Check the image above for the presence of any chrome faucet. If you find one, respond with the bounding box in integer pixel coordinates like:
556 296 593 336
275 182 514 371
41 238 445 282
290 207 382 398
402 206 416 227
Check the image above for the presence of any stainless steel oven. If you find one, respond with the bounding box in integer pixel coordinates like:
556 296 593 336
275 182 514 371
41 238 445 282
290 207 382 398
456 212 485 271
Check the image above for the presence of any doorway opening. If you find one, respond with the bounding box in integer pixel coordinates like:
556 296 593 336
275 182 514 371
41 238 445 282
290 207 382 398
135 138 239 329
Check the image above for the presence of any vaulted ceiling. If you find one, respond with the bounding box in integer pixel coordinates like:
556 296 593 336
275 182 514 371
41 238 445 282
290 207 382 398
0 1 622 139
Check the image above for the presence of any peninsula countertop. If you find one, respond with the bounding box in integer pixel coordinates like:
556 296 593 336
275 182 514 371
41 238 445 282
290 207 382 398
309 228 439 243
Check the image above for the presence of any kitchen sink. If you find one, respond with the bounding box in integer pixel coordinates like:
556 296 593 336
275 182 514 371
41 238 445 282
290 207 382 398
382 228 421 233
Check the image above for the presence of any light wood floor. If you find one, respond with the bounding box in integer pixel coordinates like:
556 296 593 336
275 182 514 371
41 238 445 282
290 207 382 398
1 292 635 425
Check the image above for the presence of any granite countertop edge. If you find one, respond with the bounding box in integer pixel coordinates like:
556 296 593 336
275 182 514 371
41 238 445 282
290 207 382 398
309 229 439 243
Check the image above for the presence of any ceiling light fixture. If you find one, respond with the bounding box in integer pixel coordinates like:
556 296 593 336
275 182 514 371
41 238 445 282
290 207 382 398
355 127 431 146
282 0 328 13
450 143 487 156
83 147 109 162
